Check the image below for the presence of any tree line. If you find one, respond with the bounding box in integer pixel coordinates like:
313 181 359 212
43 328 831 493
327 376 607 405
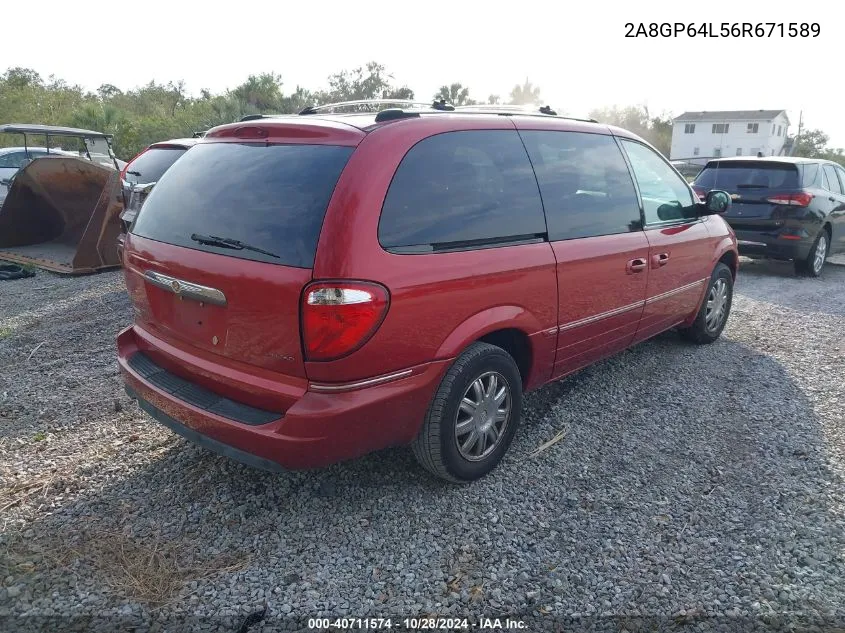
1 64 841 165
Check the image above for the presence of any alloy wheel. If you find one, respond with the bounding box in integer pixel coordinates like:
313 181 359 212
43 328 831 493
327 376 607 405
454 371 512 461
813 234 827 274
705 278 729 332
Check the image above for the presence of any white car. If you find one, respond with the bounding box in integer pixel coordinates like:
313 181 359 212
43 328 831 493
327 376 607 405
0 146 78 182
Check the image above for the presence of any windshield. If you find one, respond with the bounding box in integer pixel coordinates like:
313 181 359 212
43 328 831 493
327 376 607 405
130 142 354 268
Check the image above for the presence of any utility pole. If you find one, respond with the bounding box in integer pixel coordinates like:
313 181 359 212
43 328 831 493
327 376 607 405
790 110 803 156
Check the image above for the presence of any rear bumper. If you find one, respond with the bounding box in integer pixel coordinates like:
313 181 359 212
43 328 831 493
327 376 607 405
118 325 450 470
733 228 814 260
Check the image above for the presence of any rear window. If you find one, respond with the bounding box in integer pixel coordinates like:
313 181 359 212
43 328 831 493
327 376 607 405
694 161 802 191
378 130 546 250
125 147 188 184
131 142 354 268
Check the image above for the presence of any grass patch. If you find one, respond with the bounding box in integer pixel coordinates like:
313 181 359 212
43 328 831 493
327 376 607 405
0 326 12 340
2 524 250 606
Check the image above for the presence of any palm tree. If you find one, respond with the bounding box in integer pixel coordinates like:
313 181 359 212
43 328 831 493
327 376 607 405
508 78 541 105
433 83 476 106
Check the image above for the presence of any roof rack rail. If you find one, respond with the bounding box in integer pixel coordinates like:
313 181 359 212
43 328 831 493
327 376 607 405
239 113 269 122
431 99 455 111
374 108 422 123
298 99 441 115
454 104 598 123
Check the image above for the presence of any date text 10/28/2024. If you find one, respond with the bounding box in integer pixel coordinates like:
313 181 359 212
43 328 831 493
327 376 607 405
625 22 820 38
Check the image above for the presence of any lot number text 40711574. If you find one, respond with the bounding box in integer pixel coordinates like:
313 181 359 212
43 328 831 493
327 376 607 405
625 23 820 38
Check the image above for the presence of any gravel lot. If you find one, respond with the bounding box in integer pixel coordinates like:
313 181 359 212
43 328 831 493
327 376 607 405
1 257 844 632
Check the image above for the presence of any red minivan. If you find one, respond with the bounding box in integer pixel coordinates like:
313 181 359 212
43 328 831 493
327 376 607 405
117 102 737 482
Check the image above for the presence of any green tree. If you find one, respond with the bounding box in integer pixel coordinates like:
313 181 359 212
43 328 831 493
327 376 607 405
434 83 476 106
792 128 829 158
230 73 284 112
588 105 672 156
487 95 500 105
508 78 541 105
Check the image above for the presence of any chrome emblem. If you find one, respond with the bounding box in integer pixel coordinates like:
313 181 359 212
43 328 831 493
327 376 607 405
730 193 741 200
143 271 227 306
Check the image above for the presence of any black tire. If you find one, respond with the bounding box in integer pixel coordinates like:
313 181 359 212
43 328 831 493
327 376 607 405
794 229 829 277
412 342 523 483
679 263 733 345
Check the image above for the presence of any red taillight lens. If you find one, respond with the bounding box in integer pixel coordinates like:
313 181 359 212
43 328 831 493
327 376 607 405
766 192 813 207
301 281 389 361
691 185 707 202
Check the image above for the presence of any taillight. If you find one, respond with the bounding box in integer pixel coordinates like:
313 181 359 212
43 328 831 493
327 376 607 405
301 281 389 361
766 191 813 207
691 185 707 202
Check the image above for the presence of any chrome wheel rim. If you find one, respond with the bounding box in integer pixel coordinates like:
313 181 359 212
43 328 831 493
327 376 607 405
705 278 729 332
455 371 511 461
813 235 827 274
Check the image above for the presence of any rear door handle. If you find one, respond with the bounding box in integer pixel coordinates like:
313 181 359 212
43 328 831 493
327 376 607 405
626 258 648 274
651 252 670 268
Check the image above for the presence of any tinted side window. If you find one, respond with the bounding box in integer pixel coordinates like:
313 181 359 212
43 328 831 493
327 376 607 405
378 130 546 249
801 163 820 188
621 140 697 224
837 167 845 192
823 165 843 194
520 131 641 240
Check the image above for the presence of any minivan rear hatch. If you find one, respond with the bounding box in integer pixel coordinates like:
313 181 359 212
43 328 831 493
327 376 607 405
694 160 812 221
124 136 356 380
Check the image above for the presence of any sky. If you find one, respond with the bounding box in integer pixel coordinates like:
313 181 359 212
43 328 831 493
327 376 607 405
2 0 840 147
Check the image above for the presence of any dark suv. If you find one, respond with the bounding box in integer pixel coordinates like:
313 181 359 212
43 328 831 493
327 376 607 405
693 156 845 276
118 101 737 482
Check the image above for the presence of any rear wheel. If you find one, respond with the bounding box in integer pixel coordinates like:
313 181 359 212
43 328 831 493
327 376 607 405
412 342 522 483
795 229 828 277
679 263 733 345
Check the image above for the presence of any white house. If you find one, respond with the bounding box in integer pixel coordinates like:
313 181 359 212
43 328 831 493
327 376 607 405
670 110 790 163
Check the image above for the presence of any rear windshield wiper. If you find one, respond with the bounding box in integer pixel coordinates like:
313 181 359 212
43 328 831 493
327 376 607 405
190 233 280 258
736 184 768 189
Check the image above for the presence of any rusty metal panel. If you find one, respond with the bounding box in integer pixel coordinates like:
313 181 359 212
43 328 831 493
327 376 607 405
0 157 124 274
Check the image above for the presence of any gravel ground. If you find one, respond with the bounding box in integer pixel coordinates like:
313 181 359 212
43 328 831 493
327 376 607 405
1 257 844 633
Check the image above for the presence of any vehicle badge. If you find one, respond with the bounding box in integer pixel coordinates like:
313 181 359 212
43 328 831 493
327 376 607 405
170 280 182 294
730 193 741 200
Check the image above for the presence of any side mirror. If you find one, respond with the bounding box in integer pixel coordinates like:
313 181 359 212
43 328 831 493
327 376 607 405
701 190 731 215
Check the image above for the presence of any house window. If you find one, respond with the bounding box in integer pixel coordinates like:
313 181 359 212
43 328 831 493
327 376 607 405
714 148 722 157
712 124 729 134
693 147 700 156
684 123 695 134
772 124 776 134
771 149 775 155
747 123 759 133
736 148 743 156
777 125 782 136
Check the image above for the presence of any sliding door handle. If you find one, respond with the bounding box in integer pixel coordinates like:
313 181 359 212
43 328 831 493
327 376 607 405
652 252 670 268
626 258 648 274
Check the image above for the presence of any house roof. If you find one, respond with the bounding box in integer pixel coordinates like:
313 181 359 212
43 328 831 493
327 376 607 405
674 110 788 124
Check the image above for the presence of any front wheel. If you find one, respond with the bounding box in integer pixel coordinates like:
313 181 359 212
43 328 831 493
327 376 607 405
412 342 522 483
679 262 733 345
